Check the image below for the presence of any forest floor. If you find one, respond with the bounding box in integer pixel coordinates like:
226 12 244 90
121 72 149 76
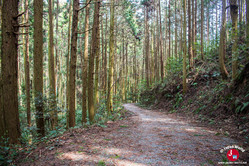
17 103 248 166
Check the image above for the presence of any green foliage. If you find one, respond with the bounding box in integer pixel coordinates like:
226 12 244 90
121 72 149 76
98 160 106 166
94 98 126 126
0 137 23 166
123 0 140 40
173 92 183 108
235 99 249 114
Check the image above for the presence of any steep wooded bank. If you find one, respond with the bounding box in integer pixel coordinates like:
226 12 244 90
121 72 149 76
139 40 249 149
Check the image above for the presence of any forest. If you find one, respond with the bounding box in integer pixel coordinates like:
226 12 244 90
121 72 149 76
0 0 249 165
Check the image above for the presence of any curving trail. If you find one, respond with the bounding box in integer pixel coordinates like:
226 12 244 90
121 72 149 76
121 103 236 165
20 103 237 166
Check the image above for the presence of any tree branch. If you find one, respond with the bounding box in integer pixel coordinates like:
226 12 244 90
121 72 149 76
77 28 93 34
226 5 230 10
14 32 29 35
77 0 92 11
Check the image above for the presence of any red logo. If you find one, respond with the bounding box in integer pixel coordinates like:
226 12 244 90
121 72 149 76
227 149 239 161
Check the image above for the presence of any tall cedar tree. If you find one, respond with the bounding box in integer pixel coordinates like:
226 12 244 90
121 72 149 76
159 0 163 80
175 0 177 59
1 0 21 143
201 0 204 60
94 11 100 106
104 15 108 98
107 0 115 112
66 0 72 128
121 30 125 101
230 0 238 79
82 0 90 123
168 2 171 68
183 0 187 93
154 6 159 81
219 0 229 79
48 0 57 129
246 0 249 47
88 0 100 121
144 6 149 88
188 0 194 68
69 0 79 127
24 0 31 127
192 0 195 58
34 0 45 137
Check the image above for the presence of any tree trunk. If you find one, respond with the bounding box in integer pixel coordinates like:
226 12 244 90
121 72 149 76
145 6 149 88
101 14 105 92
230 0 238 79
175 0 178 59
168 2 171 69
34 0 45 137
206 1 209 48
159 0 163 81
200 0 204 60
192 0 195 59
1 0 21 143
82 0 90 124
133 42 137 102
107 0 114 113
94 20 100 106
121 30 125 102
125 43 128 100
219 0 229 79
183 0 187 93
68 0 79 127
246 0 249 47
66 0 72 128
88 0 100 121
48 0 57 130
23 0 31 127
154 7 159 81
56 0 59 104
188 0 194 67
164 7 168 76
180 1 183 58
104 14 108 98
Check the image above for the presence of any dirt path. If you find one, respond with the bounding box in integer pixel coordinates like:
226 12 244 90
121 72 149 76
20 103 238 166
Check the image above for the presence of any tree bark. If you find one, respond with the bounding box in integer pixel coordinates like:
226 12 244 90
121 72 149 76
183 0 187 93
188 0 194 67
66 0 72 128
69 0 79 127
154 7 159 81
23 0 31 127
201 0 204 60
94 19 100 106
168 2 171 69
206 1 209 48
1 0 21 143
34 0 45 137
88 0 100 121
48 0 57 130
159 0 163 81
107 0 114 113
230 0 238 79
82 0 90 124
145 6 149 88
246 0 249 47
219 0 229 79
175 0 178 59
192 0 195 59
